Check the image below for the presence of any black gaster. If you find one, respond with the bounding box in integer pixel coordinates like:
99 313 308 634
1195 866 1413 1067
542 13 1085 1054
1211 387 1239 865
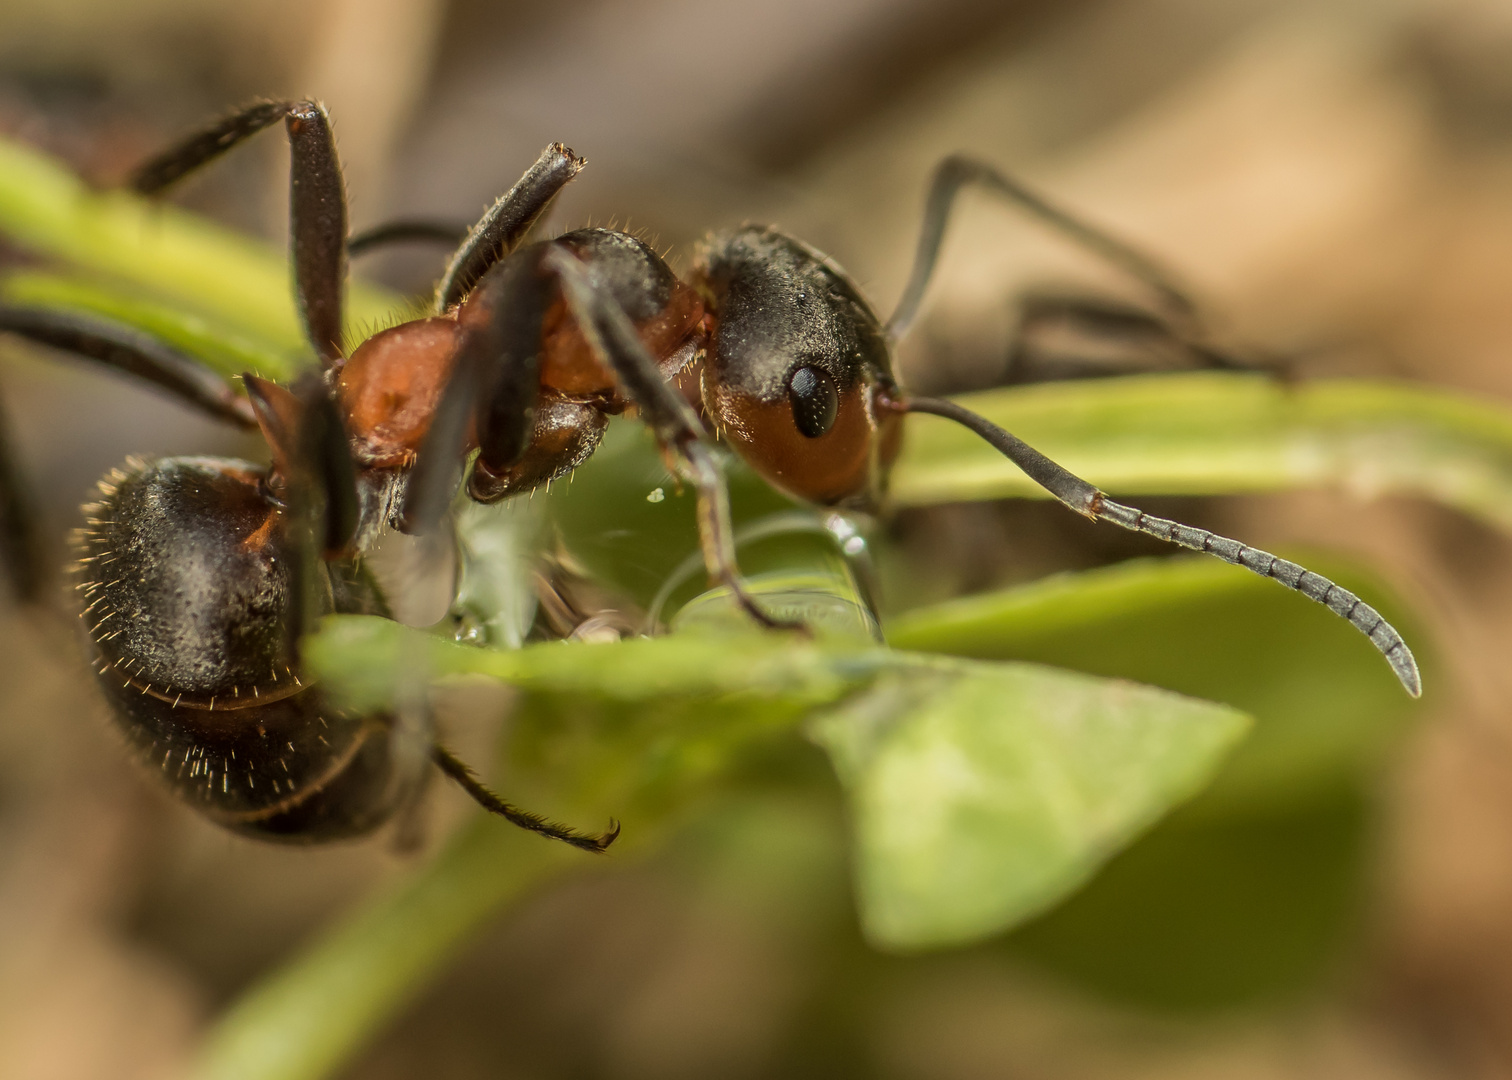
75 457 408 841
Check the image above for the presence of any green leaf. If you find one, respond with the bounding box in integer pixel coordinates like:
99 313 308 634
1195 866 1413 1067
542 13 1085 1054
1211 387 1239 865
541 419 796 607
891 372 1512 532
887 556 1423 1006
304 613 867 716
297 605 1249 965
887 556 1422 810
0 135 406 358
809 658 1249 950
1 269 298 381
1005 782 1371 1011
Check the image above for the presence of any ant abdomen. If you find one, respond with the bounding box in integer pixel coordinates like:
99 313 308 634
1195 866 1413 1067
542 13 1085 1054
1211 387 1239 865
74 457 411 841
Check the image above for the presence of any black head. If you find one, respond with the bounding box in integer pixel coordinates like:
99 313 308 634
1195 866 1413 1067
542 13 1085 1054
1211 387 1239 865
693 226 902 505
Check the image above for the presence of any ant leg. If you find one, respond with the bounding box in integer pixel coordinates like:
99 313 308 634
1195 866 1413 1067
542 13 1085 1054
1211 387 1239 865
0 386 42 603
1004 293 1256 385
887 156 1198 341
434 144 585 313
130 100 347 365
129 100 289 195
0 305 262 604
245 372 360 659
284 104 346 365
431 744 619 852
543 246 800 632
0 306 255 428
904 395 1421 697
347 221 469 257
400 249 549 534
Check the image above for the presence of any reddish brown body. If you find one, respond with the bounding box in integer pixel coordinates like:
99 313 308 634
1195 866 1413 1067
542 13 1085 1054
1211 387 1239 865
323 225 904 527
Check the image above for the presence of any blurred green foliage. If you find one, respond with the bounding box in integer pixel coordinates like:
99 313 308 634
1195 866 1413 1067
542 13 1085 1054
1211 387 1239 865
891 556 1421 1008
0 132 1468 1077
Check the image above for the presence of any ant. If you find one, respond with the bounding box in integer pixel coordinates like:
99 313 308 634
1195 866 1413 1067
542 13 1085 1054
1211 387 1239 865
0 101 1420 851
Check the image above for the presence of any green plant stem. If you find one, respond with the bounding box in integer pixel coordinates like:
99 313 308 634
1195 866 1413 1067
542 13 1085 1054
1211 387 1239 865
189 818 576 1080
0 137 404 351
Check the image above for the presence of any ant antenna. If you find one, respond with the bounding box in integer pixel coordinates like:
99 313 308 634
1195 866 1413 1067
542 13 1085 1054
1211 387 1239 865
904 396 1421 697
430 744 620 853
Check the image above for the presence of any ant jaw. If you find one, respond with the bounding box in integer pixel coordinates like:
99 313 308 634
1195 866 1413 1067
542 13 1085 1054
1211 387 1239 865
245 374 303 480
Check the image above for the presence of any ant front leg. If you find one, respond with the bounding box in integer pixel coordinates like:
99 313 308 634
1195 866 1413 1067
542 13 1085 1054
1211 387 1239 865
131 100 348 364
434 144 585 312
888 155 1201 342
243 372 360 659
254 373 617 850
399 247 551 534
543 246 802 633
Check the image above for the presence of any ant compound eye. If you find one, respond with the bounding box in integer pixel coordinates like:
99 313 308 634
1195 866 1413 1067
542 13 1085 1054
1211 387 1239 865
788 365 838 438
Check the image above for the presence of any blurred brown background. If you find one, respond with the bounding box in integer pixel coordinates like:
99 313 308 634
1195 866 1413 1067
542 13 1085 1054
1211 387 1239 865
5 0 1512 1077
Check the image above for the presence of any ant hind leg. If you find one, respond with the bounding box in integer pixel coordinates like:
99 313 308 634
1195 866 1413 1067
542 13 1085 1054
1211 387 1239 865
130 99 348 365
432 744 619 853
0 305 268 604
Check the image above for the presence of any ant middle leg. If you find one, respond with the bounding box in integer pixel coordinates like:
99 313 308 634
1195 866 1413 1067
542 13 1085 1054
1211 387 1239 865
347 221 469 258
0 306 258 427
347 143 580 307
1002 291 1262 386
543 246 801 632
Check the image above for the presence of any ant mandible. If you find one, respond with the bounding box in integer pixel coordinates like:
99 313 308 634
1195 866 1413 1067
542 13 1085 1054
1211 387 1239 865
0 101 1420 851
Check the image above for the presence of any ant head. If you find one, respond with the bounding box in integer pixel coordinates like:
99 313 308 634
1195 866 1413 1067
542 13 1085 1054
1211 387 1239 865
693 226 903 506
